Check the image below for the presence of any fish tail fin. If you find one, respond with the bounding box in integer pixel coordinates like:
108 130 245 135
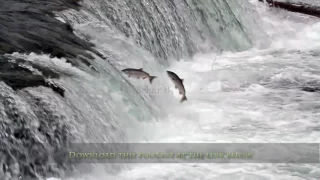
149 76 157 84
180 95 187 103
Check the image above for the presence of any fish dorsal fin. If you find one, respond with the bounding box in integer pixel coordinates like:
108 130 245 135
139 68 143 71
181 79 184 83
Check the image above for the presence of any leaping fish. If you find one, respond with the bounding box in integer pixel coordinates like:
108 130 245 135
121 68 157 84
166 70 187 103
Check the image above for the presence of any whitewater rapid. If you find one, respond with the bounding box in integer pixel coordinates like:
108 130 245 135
42 1 320 180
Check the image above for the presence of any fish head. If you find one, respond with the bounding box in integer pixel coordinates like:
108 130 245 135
166 71 178 81
166 70 174 77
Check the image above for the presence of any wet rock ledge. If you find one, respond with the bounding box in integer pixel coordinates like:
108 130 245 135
0 0 102 97
258 0 320 18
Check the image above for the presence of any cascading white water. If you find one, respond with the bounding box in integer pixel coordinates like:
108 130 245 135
2 0 318 179
47 0 320 179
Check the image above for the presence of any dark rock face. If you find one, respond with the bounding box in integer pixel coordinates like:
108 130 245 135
259 0 320 18
0 0 95 59
0 0 104 96
0 55 65 97
0 1 98 179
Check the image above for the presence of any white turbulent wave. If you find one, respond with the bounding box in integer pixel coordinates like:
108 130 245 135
45 0 320 180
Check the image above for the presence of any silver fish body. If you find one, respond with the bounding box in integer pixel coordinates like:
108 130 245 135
122 68 157 84
166 70 187 103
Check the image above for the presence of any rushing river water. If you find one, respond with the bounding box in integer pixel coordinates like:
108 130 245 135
0 0 319 180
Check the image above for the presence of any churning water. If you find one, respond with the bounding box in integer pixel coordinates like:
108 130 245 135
1 0 319 180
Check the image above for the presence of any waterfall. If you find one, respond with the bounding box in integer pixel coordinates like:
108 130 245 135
0 0 272 179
